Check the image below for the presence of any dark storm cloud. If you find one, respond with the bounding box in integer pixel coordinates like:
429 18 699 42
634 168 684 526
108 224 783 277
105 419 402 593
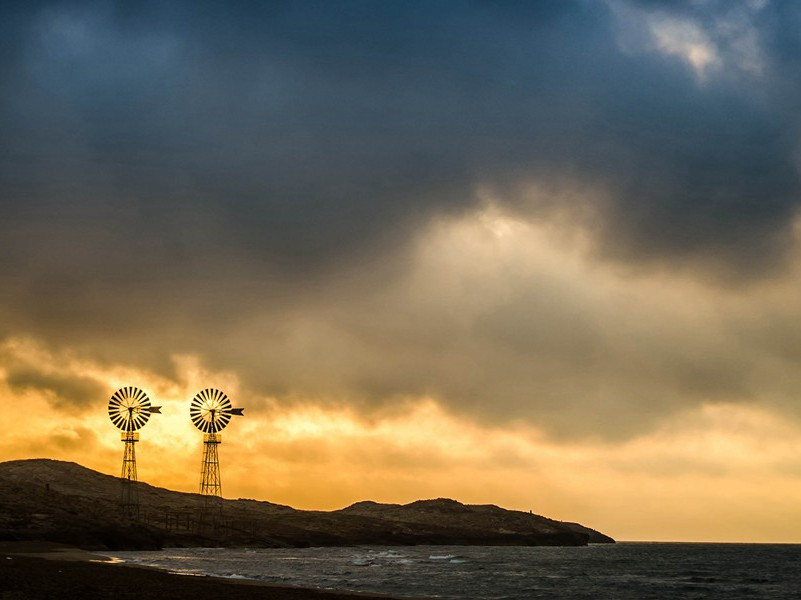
5 366 105 410
2 0 801 436
1 0 798 282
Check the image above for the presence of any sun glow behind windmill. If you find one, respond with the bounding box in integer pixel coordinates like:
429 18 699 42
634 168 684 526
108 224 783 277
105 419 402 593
108 386 161 519
190 388 244 510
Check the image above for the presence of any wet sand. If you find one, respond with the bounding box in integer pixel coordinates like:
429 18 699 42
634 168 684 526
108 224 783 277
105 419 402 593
0 542 399 599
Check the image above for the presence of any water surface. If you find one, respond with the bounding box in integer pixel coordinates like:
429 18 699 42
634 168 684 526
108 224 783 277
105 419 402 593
105 542 801 599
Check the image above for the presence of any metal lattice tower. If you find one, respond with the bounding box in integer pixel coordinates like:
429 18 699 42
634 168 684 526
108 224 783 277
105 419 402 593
121 431 139 518
200 432 222 498
108 387 161 519
190 389 244 513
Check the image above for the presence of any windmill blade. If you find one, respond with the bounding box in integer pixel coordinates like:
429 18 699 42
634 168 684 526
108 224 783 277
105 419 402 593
190 388 232 433
108 386 154 431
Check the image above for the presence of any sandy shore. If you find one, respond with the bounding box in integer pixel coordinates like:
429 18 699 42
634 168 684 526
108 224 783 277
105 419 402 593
0 542 401 599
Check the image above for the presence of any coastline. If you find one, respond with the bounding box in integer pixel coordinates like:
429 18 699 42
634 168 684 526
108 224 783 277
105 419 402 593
0 542 403 600
0 460 613 551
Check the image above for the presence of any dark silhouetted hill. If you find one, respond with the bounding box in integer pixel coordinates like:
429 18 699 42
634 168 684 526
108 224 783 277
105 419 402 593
0 459 613 550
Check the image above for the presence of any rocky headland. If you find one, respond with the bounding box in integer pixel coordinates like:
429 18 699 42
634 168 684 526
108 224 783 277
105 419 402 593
0 459 614 550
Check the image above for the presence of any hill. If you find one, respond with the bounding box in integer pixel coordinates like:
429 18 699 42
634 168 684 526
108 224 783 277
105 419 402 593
0 459 613 550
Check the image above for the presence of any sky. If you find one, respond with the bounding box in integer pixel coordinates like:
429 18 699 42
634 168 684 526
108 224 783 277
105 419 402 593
3 0 801 542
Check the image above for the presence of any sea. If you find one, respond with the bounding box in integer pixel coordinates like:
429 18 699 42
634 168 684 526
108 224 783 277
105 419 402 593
102 543 801 599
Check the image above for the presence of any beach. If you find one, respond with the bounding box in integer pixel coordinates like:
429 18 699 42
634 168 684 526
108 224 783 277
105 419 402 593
0 542 397 600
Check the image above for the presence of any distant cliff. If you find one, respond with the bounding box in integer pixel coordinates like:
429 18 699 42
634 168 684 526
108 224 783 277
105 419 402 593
0 459 614 550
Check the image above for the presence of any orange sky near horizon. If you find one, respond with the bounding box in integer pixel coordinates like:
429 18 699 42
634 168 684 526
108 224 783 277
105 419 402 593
6 362 801 544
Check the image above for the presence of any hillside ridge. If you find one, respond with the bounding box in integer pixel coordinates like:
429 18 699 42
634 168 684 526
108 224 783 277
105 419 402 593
0 459 614 550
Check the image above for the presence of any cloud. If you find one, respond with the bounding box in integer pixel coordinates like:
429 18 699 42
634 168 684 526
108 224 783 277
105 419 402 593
0 0 798 284
609 0 770 79
5 367 105 410
1 0 801 439
0 339 108 410
208 202 801 439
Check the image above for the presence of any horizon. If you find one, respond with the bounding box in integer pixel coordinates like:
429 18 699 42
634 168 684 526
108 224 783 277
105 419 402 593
7 455 798 545
5 0 801 545
6 457 801 545
10 452 801 546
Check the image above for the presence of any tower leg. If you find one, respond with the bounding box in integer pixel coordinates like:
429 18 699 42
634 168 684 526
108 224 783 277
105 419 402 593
199 434 223 517
121 432 139 519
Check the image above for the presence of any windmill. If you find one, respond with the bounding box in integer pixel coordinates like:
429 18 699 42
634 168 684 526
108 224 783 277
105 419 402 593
190 388 244 509
108 386 161 519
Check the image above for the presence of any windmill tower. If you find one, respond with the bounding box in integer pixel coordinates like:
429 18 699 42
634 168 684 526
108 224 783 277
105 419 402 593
190 388 244 511
108 386 161 519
